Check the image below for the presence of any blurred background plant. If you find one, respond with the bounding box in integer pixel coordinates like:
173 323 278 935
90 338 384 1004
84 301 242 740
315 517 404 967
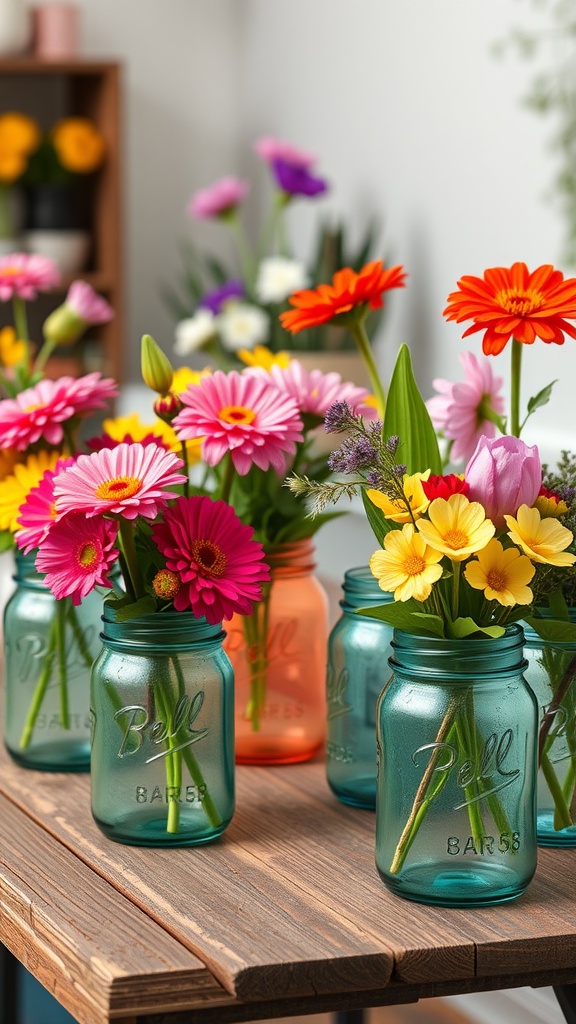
0 111 41 246
162 136 389 365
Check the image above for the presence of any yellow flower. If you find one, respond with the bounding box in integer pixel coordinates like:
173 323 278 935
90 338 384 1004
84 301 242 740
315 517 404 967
370 524 444 602
0 147 26 184
504 505 576 566
171 366 210 394
417 492 495 562
0 112 40 155
367 471 431 524
0 326 26 369
534 490 570 518
51 117 106 174
0 451 63 532
463 538 535 607
237 345 291 370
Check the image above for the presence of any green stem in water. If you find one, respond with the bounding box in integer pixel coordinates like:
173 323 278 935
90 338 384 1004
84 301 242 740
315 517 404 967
243 582 271 732
510 338 523 438
350 319 386 418
66 602 95 670
56 599 69 730
541 750 573 831
169 655 221 830
19 617 58 749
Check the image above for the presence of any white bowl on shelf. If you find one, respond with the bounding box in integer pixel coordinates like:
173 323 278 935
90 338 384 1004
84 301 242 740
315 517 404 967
23 230 91 276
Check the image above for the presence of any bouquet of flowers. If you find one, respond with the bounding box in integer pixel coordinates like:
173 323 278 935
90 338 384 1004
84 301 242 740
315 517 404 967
164 135 387 365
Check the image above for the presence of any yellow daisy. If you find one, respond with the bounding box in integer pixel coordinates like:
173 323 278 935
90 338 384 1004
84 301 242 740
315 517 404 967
463 538 535 607
0 326 26 369
369 524 444 602
504 505 576 566
171 366 211 394
367 471 431 524
237 345 291 370
417 492 495 562
0 450 63 532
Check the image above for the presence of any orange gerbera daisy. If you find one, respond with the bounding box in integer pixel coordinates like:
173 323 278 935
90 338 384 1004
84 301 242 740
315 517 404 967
279 260 406 333
443 262 576 356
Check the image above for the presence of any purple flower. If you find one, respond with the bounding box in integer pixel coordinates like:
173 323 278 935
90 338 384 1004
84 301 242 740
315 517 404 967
324 401 355 434
187 176 249 219
199 280 245 315
328 436 377 474
272 158 328 198
465 435 542 527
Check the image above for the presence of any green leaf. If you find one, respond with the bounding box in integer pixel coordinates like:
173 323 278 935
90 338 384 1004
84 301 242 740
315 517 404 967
361 488 394 545
384 344 443 475
526 380 557 416
524 616 576 642
547 587 570 621
358 600 445 637
449 617 505 639
108 595 157 622
0 531 15 553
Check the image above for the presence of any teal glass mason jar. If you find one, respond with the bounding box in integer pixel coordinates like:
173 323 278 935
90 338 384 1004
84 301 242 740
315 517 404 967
3 550 99 771
90 607 235 847
375 626 538 907
522 614 576 846
326 566 393 809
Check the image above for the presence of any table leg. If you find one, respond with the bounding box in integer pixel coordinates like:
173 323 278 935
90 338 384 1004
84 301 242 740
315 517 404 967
0 943 19 1024
334 1012 366 1024
554 985 576 1024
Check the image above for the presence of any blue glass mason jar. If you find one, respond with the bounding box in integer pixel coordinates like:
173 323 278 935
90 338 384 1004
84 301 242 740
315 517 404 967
3 550 99 771
375 626 538 907
90 606 235 846
326 566 393 809
522 614 576 846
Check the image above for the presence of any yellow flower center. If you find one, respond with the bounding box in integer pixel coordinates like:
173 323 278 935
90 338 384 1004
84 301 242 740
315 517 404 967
496 286 543 317
486 568 507 592
218 404 256 426
95 475 143 501
152 569 181 598
24 403 44 413
78 542 98 568
443 528 468 550
192 539 226 576
0 266 20 277
403 554 426 577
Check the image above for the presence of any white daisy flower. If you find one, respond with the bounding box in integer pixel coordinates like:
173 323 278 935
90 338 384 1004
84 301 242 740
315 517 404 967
174 310 216 355
255 257 309 304
217 302 270 351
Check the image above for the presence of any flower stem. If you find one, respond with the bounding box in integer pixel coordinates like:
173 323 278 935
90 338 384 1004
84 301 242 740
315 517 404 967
451 560 461 621
243 582 271 731
117 518 145 599
218 453 235 506
19 618 58 748
351 319 386 418
169 655 221 830
510 338 523 438
541 750 573 830
56 599 69 730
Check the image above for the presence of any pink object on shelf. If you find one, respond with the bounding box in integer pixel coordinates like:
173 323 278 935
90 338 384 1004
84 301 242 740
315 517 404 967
31 3 79 59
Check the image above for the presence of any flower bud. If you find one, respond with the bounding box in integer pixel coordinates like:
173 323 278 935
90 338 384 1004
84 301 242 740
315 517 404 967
42 304 86 347
465 435 542 527
141 334 174 395
154 391 183 423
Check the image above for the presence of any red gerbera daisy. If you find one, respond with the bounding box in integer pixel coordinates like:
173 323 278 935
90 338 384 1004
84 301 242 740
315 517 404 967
421 473 469 501
443 262 576 356
279 260 407 333
151 495 270 624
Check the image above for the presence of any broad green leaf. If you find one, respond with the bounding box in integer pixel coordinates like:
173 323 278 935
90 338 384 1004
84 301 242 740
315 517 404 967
109 595 157 622
547 587 570 621
361 488 396 544
449 617 505 639
358 600 445 637
526 380 557 415
524 616 576 642
384 344 443 475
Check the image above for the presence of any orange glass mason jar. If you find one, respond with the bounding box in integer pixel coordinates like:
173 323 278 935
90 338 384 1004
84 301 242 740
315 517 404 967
225 539 329 764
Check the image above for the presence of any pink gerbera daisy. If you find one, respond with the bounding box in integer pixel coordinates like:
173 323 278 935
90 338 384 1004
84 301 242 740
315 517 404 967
35 512 119 605
187 176 249 219
0 252 61 301
151 495 270 623
0 372 119 451
426 352 505 464
52 442 187 521
16 455 76 553
248 360 377 419
173 370 303 475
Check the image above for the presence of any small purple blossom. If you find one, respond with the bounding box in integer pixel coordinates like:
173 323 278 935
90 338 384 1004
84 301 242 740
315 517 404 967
328 436 378 474
367 470 385 488
272 159 328 198
324 401 355 434
386 435 400 454
199 280 245 315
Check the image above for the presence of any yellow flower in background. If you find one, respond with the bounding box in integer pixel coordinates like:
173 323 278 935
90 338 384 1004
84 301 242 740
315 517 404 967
0 450 62 532
0 326 26 369
370 523 444 602
0 448 19 482
464 538 535 607
51 117 106 174
0 112 40 156
367 470 431 524
171 366 210 394
237 345 291 370
504 505 576 566
417 492 495 562
0 148 26 184
534 486 569 518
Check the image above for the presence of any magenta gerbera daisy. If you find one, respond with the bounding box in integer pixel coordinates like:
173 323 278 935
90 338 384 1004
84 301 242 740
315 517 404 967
173 370 303 475
35 512 119 605
249 360 377 419
16 455 76 553
151 495 270 623
0 372 119 451
52 442 187 521
0 252 61 301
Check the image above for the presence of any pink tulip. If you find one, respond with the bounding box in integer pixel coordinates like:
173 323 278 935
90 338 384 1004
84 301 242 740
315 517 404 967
465 435 542 527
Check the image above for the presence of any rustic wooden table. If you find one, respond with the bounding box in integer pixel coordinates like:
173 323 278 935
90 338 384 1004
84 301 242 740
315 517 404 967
1 738 576 1024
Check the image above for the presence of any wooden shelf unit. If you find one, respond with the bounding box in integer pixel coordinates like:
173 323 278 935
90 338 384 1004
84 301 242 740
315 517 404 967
0 58 124 383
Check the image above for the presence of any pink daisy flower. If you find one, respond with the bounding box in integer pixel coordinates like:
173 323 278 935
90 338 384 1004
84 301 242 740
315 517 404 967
0 372 119 451
35 512 119 605
173 370 303 475
151 495 270 623
0 252 61 301
248 360 377 419
187 176 249 219
254 136 316 169
52 442 187 521
65 280 114 324
426 352 505 465
16 456 76 553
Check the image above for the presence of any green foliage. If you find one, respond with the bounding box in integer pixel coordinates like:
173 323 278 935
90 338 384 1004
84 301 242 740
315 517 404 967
384 344 443 475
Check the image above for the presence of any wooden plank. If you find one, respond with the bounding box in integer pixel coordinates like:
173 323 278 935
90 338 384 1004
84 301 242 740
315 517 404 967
0 795 230 1024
